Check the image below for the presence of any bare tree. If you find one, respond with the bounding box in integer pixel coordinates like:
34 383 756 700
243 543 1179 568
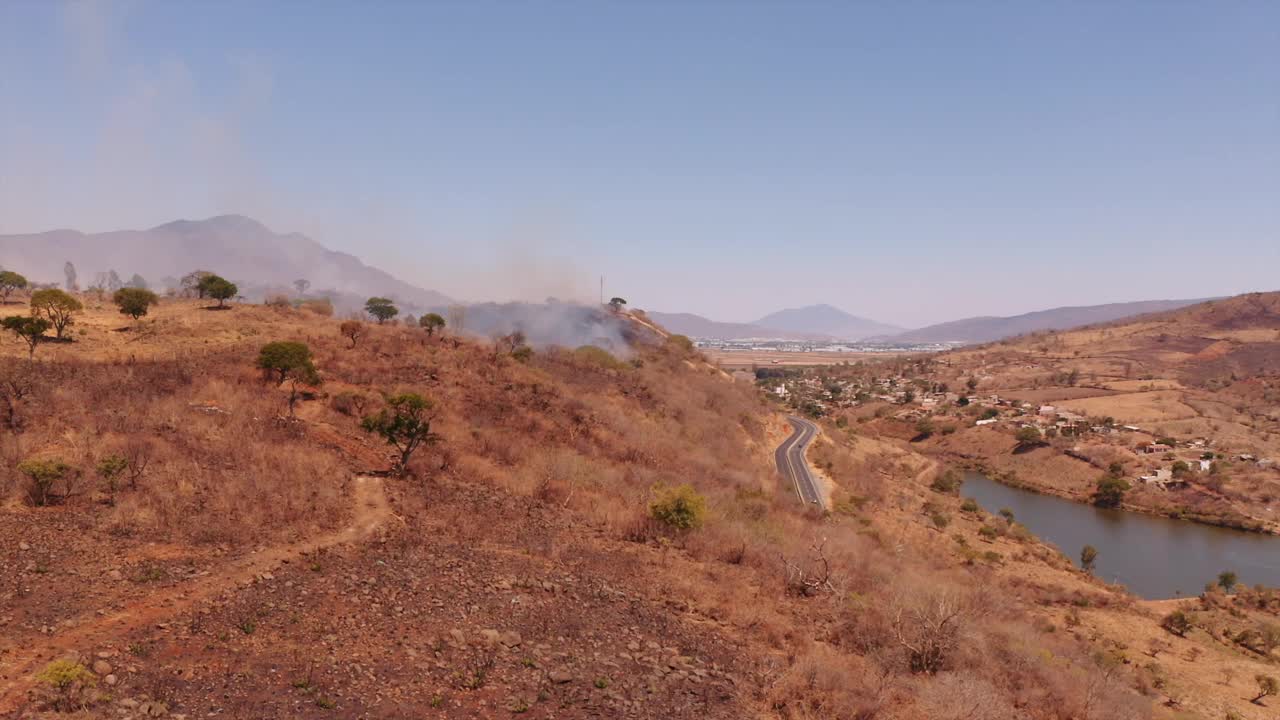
446 304 467 333
782 538 838 597
890 588 976 674
0 366 34 432
123 439 153 490
63 261 78 291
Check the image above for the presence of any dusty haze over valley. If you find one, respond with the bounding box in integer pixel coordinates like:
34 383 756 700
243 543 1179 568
2 2 1279 719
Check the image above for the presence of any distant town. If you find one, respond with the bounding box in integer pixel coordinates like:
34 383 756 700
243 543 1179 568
694 338 958 355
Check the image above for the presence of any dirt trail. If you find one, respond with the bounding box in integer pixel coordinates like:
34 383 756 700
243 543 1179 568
0 476 391 710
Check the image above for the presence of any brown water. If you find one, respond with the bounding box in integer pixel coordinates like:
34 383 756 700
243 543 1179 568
962 471 1280 599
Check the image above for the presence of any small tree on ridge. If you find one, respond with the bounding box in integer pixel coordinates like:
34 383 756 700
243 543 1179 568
419 312 445 337
113 288 159 321
365 297 398 324
361 393 438 474
30 289 83 339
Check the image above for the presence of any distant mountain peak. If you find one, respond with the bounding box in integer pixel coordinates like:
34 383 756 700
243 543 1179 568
0 215 451 311
880 297 1218 345
753 304 904 341
151 214 272 235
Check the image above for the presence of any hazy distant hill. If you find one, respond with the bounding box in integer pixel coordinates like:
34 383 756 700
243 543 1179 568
882 298 1214 345
643 311 835 341
984 292 1280 389
0 215 451 311
751 304 905 340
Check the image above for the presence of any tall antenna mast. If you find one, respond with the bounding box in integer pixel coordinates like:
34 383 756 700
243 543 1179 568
599 275 604 305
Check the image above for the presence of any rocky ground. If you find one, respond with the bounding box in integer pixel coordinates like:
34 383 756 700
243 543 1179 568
4 474 755 719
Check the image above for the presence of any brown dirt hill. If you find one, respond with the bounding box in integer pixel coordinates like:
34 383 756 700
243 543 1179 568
0 297 1213 719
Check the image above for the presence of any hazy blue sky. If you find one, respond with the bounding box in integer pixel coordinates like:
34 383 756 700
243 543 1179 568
1 1 1276 327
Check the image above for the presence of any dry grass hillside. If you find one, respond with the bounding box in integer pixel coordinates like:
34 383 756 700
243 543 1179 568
5 294 1271 719
906 292 1280 531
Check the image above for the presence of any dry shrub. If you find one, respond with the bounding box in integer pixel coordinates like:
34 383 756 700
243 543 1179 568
765 643 886 719
915 671 1019 720
299 298 334 316
3 356 350 544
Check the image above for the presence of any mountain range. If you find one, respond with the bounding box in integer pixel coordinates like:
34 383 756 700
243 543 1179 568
0 215 1227 346
879 298 1216 344
0 215 451 311
649 298 1219 345
646 304 903 342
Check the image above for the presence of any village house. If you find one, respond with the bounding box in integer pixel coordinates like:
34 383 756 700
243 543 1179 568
1138 468 1187 490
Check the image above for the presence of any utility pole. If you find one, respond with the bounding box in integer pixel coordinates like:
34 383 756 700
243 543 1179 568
599 276 603 306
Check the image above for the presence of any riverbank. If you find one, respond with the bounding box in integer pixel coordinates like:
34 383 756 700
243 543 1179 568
957 453 1274 532
962 470 1280 599
928 442 1280 536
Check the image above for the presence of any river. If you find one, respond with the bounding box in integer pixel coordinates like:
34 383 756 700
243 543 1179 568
962 471 1280 599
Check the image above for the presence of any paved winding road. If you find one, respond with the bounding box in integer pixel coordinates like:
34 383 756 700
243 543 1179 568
775 416 824 508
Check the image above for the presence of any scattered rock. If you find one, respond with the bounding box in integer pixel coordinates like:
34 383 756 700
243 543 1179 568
549 670 574 684
18 541 30 551
499 631 522 648
92 659 113 676
138 700 168 717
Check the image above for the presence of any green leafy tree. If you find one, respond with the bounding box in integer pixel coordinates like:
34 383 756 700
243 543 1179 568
198 275 238 308
1015 426 1043 447
127 273 149 289
649 483 707 530
419 312 446 337
361 393 439 474
1093 475 1130 508
365 297 399 324
113 287 159 320
1219 570 1239 593
2 315 51 359
18 458 75 506
0 270 28 303
29 288 83 339
96 454 129 504
1080 544 1098 573
256 341 320 415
